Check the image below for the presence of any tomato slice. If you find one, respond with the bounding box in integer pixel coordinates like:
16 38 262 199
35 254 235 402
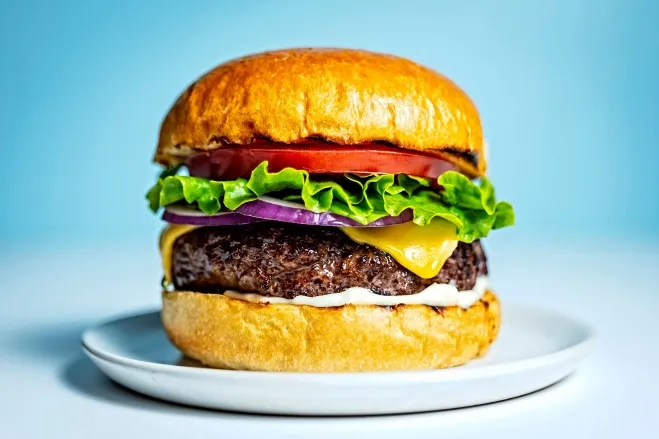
186 142 457 180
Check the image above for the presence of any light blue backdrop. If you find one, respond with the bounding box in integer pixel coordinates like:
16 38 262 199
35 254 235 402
2 0 658 246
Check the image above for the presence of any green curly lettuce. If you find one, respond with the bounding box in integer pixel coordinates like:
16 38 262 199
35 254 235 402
146 162 514 243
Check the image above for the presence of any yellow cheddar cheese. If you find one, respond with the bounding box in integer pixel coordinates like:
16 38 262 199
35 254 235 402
159 224 200 283
158 219 458 282
340 219 458 279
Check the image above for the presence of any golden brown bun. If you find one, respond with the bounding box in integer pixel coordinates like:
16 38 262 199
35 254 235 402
155 48 486 177
161 290 500 372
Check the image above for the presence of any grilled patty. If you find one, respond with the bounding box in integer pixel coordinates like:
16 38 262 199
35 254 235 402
171 222 488 298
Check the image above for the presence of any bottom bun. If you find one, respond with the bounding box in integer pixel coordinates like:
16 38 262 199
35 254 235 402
162 290 501 372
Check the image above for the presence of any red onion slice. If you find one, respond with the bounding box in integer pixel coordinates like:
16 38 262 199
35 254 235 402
163 205 264 226
163 198 413 227
235 196 413 227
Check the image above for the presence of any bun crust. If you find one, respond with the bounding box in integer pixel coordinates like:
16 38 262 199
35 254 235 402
155 48 486 177
161 290 500 372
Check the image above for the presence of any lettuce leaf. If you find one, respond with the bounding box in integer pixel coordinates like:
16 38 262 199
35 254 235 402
146 162 514 242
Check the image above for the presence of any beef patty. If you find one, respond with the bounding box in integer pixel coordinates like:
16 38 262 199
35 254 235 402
171 222 488 298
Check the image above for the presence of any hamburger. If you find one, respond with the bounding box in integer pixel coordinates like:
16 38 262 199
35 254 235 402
146 48 515 372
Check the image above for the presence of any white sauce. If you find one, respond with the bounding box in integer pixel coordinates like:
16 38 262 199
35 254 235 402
224 276 489 309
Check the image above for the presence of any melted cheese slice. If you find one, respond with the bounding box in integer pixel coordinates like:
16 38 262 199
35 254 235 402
158 219 457 283
340 219 458 279
159 224 200 283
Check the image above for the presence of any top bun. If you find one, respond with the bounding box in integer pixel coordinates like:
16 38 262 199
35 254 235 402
155 48 486 177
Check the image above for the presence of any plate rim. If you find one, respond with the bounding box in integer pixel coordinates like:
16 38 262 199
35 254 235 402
82 304 596 384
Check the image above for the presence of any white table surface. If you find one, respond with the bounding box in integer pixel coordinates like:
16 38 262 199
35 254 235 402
1 236 658 438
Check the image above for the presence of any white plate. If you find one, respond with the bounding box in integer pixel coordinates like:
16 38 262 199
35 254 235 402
82 305 595 415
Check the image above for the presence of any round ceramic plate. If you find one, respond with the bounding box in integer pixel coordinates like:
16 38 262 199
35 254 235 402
82 304 594 415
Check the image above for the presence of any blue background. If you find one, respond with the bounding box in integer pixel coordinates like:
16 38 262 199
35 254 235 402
2 0 658 247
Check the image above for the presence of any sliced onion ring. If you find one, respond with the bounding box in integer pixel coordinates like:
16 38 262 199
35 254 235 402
163 205 264 226
235 196 413 227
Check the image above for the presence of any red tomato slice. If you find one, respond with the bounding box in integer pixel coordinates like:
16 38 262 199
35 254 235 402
186 142 457 180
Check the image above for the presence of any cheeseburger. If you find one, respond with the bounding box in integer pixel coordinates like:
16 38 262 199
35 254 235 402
146 48 515 372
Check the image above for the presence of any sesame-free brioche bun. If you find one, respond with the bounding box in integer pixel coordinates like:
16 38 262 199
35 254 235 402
155 48 486 177
161 290 500 372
